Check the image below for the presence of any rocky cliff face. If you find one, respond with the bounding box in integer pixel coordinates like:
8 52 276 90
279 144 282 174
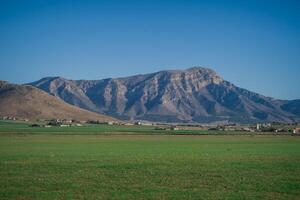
29 67 300 123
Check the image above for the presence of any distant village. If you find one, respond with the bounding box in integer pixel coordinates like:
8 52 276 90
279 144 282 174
1 116 300 135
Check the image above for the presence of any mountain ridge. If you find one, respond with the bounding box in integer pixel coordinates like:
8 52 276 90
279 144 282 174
29 66 300 123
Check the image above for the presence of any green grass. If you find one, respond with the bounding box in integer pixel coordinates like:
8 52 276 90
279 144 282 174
0 121 300 199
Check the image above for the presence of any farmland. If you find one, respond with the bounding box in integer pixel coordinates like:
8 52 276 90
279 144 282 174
0 120 300 199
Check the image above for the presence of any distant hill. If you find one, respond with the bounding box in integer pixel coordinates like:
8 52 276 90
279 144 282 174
29 67 300 123
0 81 116 121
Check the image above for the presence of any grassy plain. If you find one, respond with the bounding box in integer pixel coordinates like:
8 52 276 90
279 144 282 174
0 120 300 199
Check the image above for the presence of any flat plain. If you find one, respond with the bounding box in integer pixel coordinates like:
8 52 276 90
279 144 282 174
0 120 300 199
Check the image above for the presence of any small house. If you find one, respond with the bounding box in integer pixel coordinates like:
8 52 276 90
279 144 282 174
60 124 69 127
124 123 134 126
48 119 62 126
293 128 300 135
135 121 142 125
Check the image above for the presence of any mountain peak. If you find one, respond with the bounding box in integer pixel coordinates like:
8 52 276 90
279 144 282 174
157 66 217 75
186 66 215 72
154 66 221 81
41 76 67 82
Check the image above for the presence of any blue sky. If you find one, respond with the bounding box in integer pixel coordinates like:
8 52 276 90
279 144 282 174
0 0 299 100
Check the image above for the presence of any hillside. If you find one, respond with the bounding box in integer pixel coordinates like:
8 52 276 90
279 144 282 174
0 81 116 121
280 100 300 117
29 67 300 123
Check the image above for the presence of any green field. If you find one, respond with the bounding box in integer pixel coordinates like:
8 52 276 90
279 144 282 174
0 121 300 199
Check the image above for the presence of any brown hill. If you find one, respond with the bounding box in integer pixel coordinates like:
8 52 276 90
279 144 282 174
0 81 116 121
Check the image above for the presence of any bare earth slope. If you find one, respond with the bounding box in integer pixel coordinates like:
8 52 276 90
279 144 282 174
29 67 300 123
0 81 115 121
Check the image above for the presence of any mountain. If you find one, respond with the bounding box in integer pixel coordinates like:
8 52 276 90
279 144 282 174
29 67 300 123
0 81 116 121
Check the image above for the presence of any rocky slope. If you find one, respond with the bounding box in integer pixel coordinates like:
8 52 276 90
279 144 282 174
0 81 116 121
29 67 300 123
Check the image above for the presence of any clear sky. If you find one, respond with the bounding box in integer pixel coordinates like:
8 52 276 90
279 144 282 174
0 0 299 100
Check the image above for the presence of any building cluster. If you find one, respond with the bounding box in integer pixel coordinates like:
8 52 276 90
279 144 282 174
155 125 180 131
33 119 300 134
46 119 84 127
205 122 300 134
256 123 273 131
1 116 299 134
1 116 29 121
